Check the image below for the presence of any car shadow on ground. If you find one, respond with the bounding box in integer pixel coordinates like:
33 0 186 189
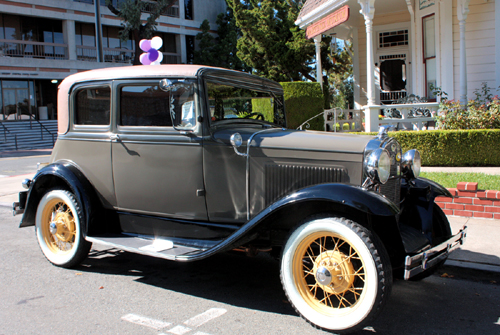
79 247 500 335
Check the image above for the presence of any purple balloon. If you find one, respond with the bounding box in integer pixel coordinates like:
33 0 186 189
140 53 151 65
148 49 159 62
139 39 151 52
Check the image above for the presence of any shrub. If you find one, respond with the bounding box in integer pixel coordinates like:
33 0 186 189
280 82 324 131
362 129 500 166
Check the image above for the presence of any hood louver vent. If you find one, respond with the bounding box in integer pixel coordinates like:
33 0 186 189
265 164 349 206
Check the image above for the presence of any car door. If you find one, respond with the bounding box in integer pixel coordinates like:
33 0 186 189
111 80 207 221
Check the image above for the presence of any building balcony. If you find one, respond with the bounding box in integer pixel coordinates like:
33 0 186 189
0 39 68 60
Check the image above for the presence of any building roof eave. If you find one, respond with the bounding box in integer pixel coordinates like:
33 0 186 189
295 0 350 29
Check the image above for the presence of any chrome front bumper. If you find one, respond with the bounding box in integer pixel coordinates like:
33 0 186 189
404 225 467 280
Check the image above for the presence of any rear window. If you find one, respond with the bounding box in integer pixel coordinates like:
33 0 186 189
74 87 110 125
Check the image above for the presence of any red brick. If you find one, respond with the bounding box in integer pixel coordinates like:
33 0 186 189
465 182 478 191
477 191 487 198
465 205 484 212
447 188 458 196
495 213 500 220
485 190 500 199
473 212 493 219
494 200 500 206
454 210 473 217
454 198 473 204
457 182 467 191
436 202 445 209
442 209 454 216
446 203 464 210
457 190 477 197
474 199 493 206
435 196 453 203
485 207 500 213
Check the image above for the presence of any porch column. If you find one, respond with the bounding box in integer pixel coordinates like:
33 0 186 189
358 0 376 106
358 0 378 132
314 35 323 88
457 0 470 104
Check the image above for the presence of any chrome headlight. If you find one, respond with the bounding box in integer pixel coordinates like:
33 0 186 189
364 148 391 184
401 149 421 180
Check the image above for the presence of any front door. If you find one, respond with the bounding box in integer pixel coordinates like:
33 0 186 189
3 87 30 120
111 80 207 223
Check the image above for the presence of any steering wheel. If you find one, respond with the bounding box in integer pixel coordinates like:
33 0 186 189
243 112 265 120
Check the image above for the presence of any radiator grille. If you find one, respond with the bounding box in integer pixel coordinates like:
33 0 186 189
265 164 348 206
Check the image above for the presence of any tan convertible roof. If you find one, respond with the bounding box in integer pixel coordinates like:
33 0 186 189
57 65 256 134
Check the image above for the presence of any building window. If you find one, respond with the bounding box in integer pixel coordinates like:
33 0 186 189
75 22 96 47
185 35 195 64
379 30 409 48
185 0 194 20
423 14 436 99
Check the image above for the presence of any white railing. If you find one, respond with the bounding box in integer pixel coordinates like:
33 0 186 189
325 108 363 132
0 39 68 60
297 108 363 132
379 102 439 130
380 90 407 103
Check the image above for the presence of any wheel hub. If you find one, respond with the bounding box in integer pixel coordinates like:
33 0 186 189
313 250 356 294
50 211 75 243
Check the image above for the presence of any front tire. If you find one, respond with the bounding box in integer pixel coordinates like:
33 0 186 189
35 189 91 268
281 217 392 334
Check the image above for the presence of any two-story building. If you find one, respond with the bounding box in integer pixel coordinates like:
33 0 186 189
296 0 499 131
0 0 225 121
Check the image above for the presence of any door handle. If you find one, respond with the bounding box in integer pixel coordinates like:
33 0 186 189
110 134 120 142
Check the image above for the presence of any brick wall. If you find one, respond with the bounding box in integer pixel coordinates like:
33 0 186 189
435 182 500 219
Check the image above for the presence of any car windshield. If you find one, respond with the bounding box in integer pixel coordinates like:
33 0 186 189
206 80 286 127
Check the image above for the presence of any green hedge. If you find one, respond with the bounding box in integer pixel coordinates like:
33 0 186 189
361 129 500 166
280 82 324 131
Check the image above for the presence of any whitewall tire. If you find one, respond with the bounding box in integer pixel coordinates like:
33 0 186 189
35 189 91 268
281 217 392 334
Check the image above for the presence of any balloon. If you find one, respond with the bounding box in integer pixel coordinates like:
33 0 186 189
148 49 159 62
140 53 151 65
151 36 163 49
138 37 163 65
156 52 163 63
139 39 151 52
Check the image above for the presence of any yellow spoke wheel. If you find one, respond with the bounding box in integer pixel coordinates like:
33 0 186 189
281 217 392 334
35 189 92 268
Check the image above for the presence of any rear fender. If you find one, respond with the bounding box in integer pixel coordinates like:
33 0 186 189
19 162 98 236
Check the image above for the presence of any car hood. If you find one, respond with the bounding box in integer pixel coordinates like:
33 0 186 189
252 129 374 154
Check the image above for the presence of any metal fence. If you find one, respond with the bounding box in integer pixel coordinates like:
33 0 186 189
0 39 68 60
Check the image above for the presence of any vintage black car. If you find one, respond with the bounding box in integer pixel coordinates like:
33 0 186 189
14 65 466 333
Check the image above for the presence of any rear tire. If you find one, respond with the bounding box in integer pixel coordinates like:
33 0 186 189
281 217 392 334
35 189 91 268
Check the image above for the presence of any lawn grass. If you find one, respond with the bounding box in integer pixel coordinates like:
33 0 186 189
420 172 500 191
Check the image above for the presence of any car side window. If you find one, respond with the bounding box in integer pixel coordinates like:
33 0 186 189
74 87 110 125
120 84 172 127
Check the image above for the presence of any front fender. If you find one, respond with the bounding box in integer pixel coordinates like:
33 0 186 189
177 183 402 261
19 162 97 234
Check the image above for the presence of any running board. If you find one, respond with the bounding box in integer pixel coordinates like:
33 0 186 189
85 234 205 261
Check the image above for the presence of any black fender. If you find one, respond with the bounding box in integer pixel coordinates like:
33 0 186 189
19 161 100 236
178 183 405 264
399 177 452 243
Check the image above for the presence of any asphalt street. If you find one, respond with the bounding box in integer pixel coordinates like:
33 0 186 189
1 205 499 335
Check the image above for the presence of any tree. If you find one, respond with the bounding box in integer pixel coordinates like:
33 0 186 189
194 8 249 71
225 0 312 81
327 40 354 109
105 0 177 65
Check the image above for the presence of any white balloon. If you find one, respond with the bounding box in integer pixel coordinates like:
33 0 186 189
151 36 163 49
156 52 163 63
